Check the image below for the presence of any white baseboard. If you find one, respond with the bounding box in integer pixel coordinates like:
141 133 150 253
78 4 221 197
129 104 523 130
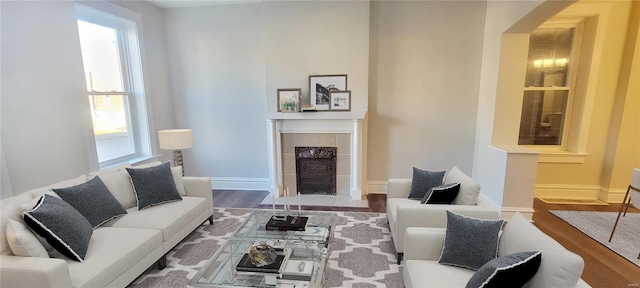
211 177 270 191
366 181 387 194
534 184 601 199
501 207 535 221
599 187 628 203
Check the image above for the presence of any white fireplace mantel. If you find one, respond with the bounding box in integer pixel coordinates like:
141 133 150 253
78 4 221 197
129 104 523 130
267 112 366 200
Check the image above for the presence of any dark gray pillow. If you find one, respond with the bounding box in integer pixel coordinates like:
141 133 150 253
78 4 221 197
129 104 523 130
439 210 504 270
23 194 93 262
407 167 446 199
466 251 542 288
127 162 182 210
52 176 127 228
420 182 461 204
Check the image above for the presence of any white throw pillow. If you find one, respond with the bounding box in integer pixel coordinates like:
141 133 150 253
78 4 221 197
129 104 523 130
98 171 137 209
1 204 23 255
445 166 480 205
6 220 49 258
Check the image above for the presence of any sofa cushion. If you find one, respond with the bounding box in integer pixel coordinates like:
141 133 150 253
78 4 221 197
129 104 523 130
445 166 480 205
5 220 49 258
52 176 127 228
404 259 475 288
408 167 446 199
63 227 162 288
439 211 503 270
127 162 182 210
103 196 207 242
420 182 461 204
23 194 93 262
499 213 584 288
466 251 541 288
98 170 137 209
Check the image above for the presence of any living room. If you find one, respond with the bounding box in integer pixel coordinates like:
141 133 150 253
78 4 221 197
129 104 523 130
1 0 639 287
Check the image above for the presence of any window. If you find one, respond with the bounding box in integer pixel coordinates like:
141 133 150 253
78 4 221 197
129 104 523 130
519 25 579 146
76 3 151 168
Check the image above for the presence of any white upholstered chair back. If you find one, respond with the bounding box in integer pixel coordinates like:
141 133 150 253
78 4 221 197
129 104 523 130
631 168 640 209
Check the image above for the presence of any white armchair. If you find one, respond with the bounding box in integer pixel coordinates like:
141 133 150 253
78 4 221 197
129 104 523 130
402 213 591 288
387 175 500 264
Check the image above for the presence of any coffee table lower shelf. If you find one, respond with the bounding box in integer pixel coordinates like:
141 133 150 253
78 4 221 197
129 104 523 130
190 238 327 288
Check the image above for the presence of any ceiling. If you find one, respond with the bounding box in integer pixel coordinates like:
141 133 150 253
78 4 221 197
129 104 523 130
146 0 261 9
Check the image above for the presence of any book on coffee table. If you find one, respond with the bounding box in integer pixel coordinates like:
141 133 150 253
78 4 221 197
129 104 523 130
266 215 309 231
235 251 286 274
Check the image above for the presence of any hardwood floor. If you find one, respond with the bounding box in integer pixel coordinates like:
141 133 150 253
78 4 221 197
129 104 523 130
532 198 640 288
212 190 638 287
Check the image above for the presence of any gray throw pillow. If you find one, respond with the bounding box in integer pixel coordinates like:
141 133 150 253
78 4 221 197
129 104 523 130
420 182 461 204
407 167 446 199
127 162 182 210
439 210 504 270
23 194 93 262
52 176 127 228
466 251 542 288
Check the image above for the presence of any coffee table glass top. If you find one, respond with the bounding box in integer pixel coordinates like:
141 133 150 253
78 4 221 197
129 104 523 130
190 238 328 287
233 210 333 244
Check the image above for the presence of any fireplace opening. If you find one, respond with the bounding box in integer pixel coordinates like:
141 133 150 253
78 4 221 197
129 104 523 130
295 147 336 195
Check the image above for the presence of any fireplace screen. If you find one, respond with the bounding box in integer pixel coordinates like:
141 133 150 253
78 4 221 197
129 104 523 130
295 147 337 195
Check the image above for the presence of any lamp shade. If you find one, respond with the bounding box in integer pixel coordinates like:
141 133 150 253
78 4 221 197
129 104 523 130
158 129 193 150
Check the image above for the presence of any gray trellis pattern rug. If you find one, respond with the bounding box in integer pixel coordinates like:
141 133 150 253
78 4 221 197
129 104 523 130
128 208 403 287
550 210 640 267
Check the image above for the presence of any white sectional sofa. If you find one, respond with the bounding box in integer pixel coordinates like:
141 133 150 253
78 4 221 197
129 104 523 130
387 172 500 263
0 162 214 288
402 213 591 288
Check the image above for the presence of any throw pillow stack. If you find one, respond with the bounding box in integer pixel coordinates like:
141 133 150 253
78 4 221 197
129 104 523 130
408 166 481 205
439 211 542 288
15 162 183 263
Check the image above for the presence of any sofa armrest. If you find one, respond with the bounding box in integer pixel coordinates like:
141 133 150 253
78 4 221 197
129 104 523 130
404 227 446 261
387 179 412 199
393 198 500 253
0 255 71 288
183 177 213 214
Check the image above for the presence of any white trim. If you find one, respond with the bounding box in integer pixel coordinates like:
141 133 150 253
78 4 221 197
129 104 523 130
501 207 535 221
211 177 271 191
599 187 628 203
534 183 601 199
366 181 388 194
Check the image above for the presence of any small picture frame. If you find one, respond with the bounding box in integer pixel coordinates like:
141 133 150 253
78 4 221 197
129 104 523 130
309 74 347 111
330 91 351 111
277 88 301 112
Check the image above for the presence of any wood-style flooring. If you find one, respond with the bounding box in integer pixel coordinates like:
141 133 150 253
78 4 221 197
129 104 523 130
212 190 639 288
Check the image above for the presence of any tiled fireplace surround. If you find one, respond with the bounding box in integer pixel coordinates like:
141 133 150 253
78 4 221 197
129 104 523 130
267 115 365 200
282 133 351 197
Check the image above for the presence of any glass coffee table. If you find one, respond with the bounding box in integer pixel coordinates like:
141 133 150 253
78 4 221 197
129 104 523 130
190 210 334 287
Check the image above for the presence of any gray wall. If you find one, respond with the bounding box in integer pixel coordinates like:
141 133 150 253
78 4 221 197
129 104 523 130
1 0 174 196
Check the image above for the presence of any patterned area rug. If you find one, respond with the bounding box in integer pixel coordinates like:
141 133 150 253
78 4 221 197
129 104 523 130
550 210 640 267
129 208 403 287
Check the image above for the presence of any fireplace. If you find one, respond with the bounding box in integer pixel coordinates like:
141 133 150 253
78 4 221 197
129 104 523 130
295 147 336 195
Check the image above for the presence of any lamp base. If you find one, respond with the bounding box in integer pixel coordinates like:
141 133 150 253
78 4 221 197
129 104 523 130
173 150 185 176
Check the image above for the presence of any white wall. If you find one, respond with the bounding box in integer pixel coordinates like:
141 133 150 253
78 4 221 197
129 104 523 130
367 1 487 180
164 4 269 179
1 1 92 193
164 1 370 183
0 0 174 196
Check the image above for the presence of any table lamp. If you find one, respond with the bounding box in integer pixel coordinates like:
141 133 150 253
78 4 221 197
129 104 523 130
158 129 193 175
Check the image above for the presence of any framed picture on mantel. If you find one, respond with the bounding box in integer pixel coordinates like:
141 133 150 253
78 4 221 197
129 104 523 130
309 74 347 111
330 90 351 111
277 88 301 112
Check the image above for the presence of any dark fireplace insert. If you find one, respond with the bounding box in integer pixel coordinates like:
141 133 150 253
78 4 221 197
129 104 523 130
295 147 336 195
